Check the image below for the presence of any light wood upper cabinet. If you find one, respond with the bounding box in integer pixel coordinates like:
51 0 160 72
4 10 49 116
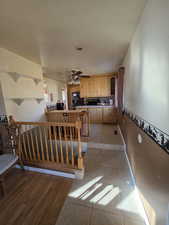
68 85 80 93
80 75 112 98
80 78 89 98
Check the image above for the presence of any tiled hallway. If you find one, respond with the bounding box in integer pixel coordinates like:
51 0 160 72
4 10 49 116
56 125 146 225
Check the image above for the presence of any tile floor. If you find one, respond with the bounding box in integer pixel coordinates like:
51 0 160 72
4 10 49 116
87 124 123 150
88 124 123 145
56 125 146 225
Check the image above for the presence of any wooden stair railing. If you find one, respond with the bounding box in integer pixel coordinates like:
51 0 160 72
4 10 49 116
9 117 84 170
45 110 90 137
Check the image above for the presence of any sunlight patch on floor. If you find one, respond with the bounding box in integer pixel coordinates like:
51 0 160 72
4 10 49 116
69 176 103 198
89 185 121 206
98 187 120 206
81 183 103 200
90 185 114 203
69 176 121 206
116 188 144 217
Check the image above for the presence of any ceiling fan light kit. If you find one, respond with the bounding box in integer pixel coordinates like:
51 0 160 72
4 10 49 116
75 47 83 51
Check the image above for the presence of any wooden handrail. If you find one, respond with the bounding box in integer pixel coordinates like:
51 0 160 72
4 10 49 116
45 110 89 137
15 121 80 128
9 116 84 171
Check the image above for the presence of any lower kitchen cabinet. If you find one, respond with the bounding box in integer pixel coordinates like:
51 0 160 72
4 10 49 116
102 108 113 123
77 107 115 124
88 108 103 123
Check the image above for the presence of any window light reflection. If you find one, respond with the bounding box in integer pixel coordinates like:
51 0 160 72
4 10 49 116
69 176 103 198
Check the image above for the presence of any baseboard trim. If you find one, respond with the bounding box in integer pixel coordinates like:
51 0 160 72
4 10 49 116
15 164 75 179
118 125 150 225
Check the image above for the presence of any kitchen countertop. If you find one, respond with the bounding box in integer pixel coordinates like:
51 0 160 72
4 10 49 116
46 110 84 113
75 105 113 108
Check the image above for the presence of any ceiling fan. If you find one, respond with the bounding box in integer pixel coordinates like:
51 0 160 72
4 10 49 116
71 70 90 81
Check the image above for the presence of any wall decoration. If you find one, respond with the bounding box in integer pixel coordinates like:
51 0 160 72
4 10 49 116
8 72 41 85
123 109 169 154
7 98 44 105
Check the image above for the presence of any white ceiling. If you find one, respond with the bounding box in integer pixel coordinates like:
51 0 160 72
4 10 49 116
0 0 146 80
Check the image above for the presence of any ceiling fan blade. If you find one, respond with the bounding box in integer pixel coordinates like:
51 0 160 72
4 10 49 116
71 70 82 75
80 75 91 78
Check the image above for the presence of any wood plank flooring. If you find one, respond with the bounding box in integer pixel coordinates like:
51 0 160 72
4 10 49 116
0 168 72 225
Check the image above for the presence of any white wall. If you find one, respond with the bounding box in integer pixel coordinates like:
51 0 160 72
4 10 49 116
0 82 6 114
123 0 169 134
0 48 45 121
0 48 42 79
44 78 66 104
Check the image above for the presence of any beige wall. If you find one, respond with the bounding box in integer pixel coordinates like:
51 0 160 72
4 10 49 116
0 48 45 121
123 0 169 134
123 1 169 224
120 115 169 225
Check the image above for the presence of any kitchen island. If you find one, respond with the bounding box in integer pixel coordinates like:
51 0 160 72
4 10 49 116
45 110 89 137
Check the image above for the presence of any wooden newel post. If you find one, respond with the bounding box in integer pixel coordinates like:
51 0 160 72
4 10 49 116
8 116 18 155
8 116 23 168
76 119 83 169
9 115 16 125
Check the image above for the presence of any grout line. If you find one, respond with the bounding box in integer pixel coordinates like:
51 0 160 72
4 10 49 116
89 207 94 225
117 125 150 225
88 142 124 151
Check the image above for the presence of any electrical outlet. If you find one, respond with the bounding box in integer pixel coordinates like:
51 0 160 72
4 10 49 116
137 133 143 144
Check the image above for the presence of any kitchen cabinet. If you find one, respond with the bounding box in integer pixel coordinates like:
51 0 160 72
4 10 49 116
76 106 116 124
80 75 112 98
94 76 111 97
80 78 89 98
68 84 80 93
102 108 113 123
88 108 103 123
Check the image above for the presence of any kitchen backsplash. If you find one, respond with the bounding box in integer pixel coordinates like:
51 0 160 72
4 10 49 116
84 96 114 105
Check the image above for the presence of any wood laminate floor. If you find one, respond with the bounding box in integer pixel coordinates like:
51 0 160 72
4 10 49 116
0 168 72 225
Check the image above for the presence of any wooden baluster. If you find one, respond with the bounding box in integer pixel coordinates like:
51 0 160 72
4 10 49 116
70 126 74 167
58 126 64 164
76 120 83 169
17 125 22 161
87 111 90 136
54 126 59 163
72 127 75 140
74 127 77 140
39 126 45 161
76 126 78 139
30 125 36 160
22 125 28 160
88 111 90 137
35 126 41 161
12 121 83 169
49 126 54 161
26 125 32 160
64 126 69 165
44 126 49 161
